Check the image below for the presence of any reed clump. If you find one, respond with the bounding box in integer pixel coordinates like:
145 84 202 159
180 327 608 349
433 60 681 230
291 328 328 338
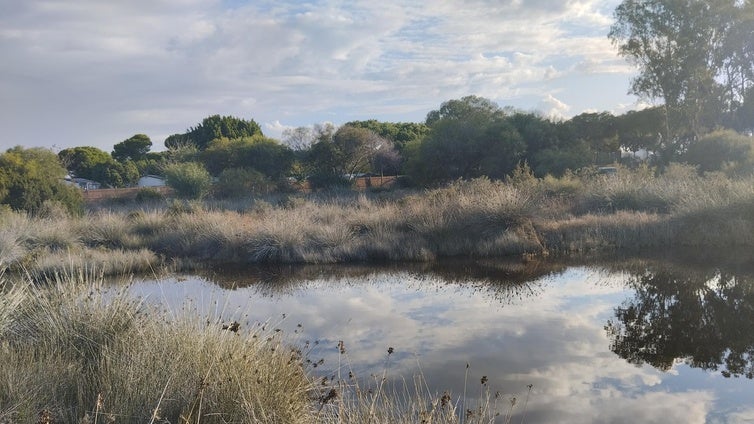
0 270 314 423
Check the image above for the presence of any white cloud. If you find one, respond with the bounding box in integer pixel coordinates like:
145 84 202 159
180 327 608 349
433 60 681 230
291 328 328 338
0 0 636 152
538 94 571 119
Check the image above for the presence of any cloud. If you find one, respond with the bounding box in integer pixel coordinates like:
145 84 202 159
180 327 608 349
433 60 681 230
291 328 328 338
538 94 571 119
0 0 635 152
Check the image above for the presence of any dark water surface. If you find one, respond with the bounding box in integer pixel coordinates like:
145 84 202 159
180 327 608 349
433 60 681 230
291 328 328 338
127 255 754 423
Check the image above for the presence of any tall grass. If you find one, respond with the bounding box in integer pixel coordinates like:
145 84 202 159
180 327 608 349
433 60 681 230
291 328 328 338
0 270 314 423
3 164 754 273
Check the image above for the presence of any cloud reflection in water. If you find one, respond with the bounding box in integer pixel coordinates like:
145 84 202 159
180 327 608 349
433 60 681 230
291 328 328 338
126 262 749 423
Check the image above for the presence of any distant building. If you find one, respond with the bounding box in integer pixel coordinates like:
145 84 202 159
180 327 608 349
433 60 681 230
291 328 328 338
68 177 101 190
138 175 166 187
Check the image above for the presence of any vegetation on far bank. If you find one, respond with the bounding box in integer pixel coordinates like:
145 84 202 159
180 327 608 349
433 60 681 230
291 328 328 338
2 163 754 278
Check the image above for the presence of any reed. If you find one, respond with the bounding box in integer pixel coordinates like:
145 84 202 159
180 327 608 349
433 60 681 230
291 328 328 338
3 165 754 272
0 270 314 424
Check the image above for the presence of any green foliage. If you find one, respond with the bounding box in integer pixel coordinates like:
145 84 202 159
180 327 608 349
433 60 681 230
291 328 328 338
531 141 593 177
303 125 388 186
614 107 665 152
609 0 754 142
201 136 294 179
344 120 429 151
0 146 84 215
412 96 525 184
214 167 275 198
58 146 138 188
684 129 754 174
164 162 212 199
112 134 152 163
134 188 165 203
165 115 262 150
508 112 560 155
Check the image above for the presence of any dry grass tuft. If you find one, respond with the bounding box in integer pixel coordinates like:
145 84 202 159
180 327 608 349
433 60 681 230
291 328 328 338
0 271 315 424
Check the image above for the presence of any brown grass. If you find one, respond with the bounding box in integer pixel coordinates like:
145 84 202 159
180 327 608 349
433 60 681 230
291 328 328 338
3 164 754 274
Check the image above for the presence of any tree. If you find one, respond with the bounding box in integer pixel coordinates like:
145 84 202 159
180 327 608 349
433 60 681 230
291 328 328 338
282 126 316 151
345 120 429 151
614 106 665 153
165 115 262 150
112 134 152 163
411 96 525 184
332 126 388 177
58 146 138 188
214 168 275 198
0 146 83 215
200 135 294 179
303 125 388 186
609 0 754 147
609 0 722 141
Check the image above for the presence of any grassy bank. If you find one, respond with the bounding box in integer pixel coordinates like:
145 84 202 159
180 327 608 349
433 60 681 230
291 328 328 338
0 271 514 423
2 164 754 275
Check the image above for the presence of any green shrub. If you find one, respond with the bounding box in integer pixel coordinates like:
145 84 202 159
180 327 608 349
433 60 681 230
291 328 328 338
214 167 275 198
164 162 212 199
134 188 165 203
684 129 754 174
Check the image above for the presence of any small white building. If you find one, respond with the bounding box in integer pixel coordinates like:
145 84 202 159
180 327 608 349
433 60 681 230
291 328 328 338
138 175 166 187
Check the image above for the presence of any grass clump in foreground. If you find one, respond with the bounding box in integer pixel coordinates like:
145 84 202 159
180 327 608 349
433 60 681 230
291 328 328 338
0 270 313 423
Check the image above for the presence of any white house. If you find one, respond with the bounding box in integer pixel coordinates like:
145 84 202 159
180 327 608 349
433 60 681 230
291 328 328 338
138 175 166 187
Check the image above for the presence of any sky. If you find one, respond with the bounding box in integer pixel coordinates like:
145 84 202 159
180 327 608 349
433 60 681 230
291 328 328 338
0 0 645 153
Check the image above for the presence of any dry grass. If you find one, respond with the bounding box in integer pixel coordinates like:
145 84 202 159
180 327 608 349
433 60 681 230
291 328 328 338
0 270 315 424
3 165 754 273
315 343 532 424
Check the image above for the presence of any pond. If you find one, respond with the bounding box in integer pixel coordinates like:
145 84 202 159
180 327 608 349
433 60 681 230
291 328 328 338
126 254 754 423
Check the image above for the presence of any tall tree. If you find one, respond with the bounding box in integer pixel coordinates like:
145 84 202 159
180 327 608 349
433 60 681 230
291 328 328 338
609 0 723 143
413 96 525 184
165 115 262 150
610 0 754 153
112 134 152 163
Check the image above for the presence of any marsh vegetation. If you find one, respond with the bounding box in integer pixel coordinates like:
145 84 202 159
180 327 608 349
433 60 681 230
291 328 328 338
3 164 754 279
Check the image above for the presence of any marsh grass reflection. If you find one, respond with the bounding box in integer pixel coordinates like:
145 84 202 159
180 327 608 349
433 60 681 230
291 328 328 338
606 263 754 378
193 257 564 301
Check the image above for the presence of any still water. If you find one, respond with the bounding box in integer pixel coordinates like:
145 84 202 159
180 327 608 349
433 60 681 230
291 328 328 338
128 256 754 423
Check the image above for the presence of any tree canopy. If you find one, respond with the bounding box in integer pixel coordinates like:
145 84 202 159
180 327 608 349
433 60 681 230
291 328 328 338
610 0 754 146
58 146 139 188
0 146 83 215
165 115 263 150
112 134 152 163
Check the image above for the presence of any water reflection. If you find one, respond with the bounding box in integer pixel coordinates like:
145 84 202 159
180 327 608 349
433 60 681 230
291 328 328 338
127 255 754 423
607 265 754 379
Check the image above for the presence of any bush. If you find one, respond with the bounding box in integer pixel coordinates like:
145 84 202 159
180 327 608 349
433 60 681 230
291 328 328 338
164 162 212 199
134 188 165 203
684 129 754 174
0 146 84 215
213 167 275 198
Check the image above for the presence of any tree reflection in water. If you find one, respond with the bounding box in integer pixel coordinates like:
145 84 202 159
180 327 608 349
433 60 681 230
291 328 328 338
606 266 754 378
